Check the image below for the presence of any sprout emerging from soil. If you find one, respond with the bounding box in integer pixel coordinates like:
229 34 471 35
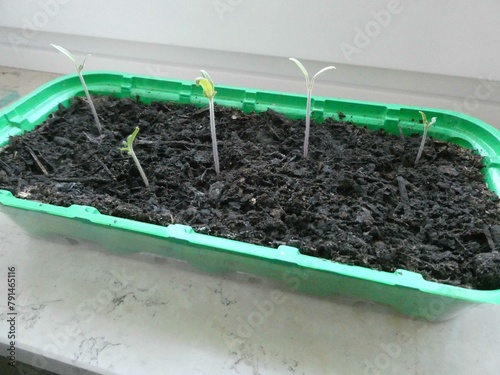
195 70 220 175
398 123 405 142
120 127 149 187
51 44 102 135
414 111 437 165
289 58 336 158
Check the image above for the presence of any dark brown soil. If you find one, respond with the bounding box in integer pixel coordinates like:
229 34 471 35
1 95 500 290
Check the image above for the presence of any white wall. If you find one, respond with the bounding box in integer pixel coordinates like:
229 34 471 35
1 0 500 126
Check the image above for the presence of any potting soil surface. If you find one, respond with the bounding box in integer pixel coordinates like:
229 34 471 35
1 96 500 290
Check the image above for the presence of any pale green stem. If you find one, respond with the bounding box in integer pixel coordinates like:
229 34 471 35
304 87 312 158
78 72 102 134
130 149 149 187
208 98 220 175
398 124 405 142
415 126 429 165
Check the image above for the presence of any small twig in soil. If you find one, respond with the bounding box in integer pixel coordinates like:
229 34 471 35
198 169 207 182
279 155 298 171
135 139 155 145
26 146 49 176
83 131 102 145
0 158 12 174
270 151 287 161
483 225 496 252
396 176 411 216
453 235 467 251
364 202 383 218
403 253 438 270
136 139 210 149
354 173 383 184
267 124 282 141
51 176 109 183
96 157 116 181
164 140 211 148
187 186 206 206
193 107 209 115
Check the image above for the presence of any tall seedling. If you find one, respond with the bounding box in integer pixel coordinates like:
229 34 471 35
289 58 336 158
51 44 102 134
414 111 437 165
195 70 220 175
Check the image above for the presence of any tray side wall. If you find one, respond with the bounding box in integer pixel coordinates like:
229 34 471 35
1 72 500 320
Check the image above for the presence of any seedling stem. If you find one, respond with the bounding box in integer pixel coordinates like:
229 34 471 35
121 127 149 187
195 70 220 175
415 111 437 165
289 58 336 158
51 44 102 134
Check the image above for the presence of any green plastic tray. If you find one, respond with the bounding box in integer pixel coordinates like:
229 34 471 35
1 71 500 320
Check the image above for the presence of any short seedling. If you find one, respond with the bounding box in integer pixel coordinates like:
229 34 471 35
195 70 220 175
414 111 437 165
398 123 405 142
51 44 102 134
289 58 336 158
120 127 149 187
